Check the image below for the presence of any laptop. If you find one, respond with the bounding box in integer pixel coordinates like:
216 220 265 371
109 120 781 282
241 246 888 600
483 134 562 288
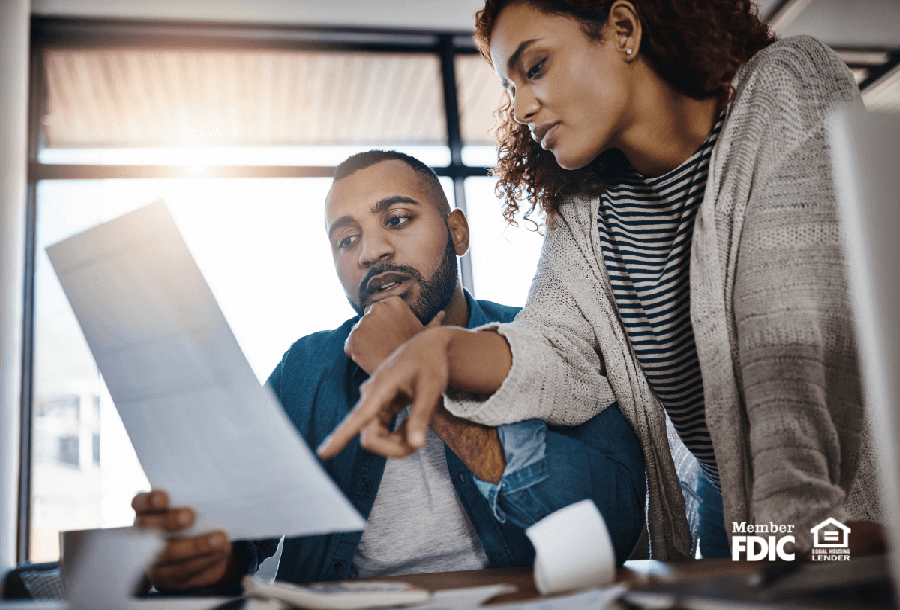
829 107 900 593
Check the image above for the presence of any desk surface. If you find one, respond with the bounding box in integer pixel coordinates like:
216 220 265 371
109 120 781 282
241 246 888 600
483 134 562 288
365 557 894 608
1 557 892 609
363 559 754 605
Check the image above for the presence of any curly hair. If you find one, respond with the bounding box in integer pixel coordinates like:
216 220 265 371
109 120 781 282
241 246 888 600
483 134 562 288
475 0 776 224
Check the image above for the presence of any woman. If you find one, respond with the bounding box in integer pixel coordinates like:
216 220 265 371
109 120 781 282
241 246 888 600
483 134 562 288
319 0 882 559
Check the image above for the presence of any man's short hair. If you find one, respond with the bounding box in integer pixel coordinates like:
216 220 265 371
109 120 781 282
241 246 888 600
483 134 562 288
332 150 452 218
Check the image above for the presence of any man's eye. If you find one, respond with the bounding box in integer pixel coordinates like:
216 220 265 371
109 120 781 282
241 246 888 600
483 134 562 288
526 59 545 80
386 214 411 227
337 235 358 249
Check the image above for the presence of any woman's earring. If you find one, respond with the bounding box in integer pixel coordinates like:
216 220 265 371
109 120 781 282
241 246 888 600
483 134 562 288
626 48 633 55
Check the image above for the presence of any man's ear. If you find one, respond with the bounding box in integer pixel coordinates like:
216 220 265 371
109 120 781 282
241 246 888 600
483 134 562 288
446 209 470 256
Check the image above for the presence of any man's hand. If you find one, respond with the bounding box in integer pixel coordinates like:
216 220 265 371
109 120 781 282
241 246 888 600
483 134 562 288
321 326 454 459
344 296 443 375
132 490 240 590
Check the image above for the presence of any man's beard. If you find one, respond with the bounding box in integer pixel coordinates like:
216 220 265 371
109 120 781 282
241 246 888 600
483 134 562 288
352 226 458 324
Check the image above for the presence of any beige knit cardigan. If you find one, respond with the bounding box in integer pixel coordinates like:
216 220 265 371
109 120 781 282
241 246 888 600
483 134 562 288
446 36 882 559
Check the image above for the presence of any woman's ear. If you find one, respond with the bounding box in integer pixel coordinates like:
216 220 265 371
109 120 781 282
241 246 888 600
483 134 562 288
446 209 470 256
609 0 642 60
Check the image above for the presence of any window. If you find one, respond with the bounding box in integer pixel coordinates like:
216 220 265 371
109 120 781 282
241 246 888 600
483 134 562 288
24 19 543 562
34 395 80 466
466 178 544 305
56 437 79 468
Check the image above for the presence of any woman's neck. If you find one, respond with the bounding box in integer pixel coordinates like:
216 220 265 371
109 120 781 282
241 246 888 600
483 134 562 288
617 64 722 178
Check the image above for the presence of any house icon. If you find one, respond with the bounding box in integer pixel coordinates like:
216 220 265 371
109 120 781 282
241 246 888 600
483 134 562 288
811 517 851 548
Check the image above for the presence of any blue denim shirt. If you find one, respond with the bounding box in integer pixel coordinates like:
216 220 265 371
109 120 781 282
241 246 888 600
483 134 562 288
239 292 645 584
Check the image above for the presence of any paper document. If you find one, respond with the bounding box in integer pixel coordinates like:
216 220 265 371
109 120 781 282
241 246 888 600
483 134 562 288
46 201 365 539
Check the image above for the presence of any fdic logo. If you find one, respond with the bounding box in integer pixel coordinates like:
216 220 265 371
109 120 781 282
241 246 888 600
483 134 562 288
731 518 851 561
732 522 796 561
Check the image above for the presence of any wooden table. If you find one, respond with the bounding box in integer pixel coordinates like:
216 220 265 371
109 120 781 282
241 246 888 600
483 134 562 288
365 557 894 607
364 559 755 605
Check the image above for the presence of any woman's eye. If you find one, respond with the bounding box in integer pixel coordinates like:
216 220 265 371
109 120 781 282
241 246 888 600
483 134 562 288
526 59 545 80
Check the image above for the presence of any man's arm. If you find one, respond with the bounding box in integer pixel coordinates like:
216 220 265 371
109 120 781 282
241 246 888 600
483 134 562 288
430 405 505 484
343 295 509 480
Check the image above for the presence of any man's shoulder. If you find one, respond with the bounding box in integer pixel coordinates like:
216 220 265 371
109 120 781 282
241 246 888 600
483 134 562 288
276 317 358 370
473 298 520 324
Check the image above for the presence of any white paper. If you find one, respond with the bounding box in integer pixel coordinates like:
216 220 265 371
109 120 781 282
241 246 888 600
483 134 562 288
46 201 365 540
525 500 615 595
66 527 163 610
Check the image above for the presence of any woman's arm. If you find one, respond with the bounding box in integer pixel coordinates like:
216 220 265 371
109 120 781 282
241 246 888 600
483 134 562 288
444 208 618 427
731 37 877 551
442 325 514 394
316 326 511 458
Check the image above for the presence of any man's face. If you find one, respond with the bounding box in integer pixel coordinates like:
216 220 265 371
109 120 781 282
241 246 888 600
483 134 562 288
325 160 459 323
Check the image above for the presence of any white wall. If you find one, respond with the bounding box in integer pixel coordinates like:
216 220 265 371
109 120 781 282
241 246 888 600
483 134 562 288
31 0 485 30
0 0 30 573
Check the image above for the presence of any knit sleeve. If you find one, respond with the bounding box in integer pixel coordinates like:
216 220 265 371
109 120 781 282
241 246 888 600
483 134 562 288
732 36 871 549
444 207 617 426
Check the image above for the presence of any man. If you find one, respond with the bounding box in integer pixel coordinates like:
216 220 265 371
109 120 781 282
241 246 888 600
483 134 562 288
132 150 645 590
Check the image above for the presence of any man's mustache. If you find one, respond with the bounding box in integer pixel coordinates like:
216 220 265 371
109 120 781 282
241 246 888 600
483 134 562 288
357 263 424 304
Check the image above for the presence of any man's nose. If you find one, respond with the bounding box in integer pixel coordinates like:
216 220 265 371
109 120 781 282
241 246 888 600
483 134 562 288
358 234 393 267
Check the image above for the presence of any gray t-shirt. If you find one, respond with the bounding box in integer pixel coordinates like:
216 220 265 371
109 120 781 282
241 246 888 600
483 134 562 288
351 407 489 577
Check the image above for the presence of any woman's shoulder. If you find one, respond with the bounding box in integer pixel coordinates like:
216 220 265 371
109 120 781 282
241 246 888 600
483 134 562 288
735 35 858 100
726 35 860 139
753 35 838 63
556 192 598 233
522 193 600 268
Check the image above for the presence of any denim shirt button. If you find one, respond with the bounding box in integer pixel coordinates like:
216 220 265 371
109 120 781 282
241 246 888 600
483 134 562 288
333 561 343 571
458 472 465 483
363 482 372 491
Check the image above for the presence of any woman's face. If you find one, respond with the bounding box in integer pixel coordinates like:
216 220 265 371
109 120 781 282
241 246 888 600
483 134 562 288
489 2 634 170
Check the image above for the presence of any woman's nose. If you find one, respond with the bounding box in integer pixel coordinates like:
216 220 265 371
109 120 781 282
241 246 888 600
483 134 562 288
513 89 538 125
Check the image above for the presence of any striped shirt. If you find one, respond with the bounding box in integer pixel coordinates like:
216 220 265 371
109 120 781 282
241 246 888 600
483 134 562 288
597 115 724 488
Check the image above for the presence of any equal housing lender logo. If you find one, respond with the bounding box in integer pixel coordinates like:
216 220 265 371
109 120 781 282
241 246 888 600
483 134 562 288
731 518 851 561
810 517 851 561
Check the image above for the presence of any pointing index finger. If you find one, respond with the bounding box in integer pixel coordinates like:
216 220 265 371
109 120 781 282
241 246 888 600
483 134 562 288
316 392 386 459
